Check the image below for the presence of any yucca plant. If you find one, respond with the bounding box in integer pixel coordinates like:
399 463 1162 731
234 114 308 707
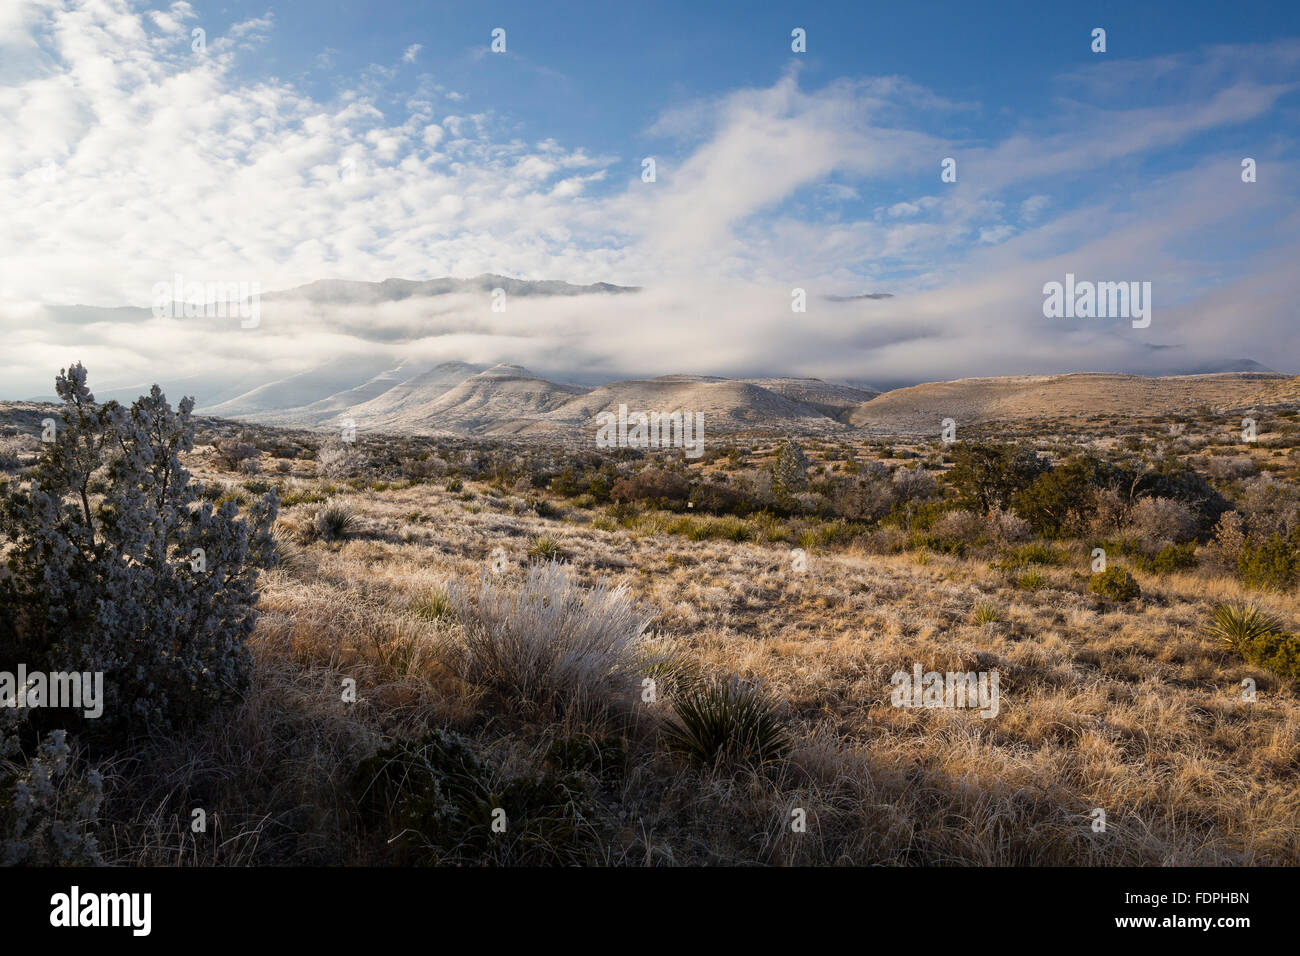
527 535 563 561
314 500 358 541
660 677 791 769
1207 601 1286 651
1016 570 1046 591
412 588 452 621
970 601 1003 625
271 527 305 571
638 651 704 700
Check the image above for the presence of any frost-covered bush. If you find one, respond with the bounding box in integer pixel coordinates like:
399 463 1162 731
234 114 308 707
316 441 358 479
1210 510 1247 568
1126 496 1197 551
1 710 103 866
0 438 24 472
1235 476 1300 543
449 562 652 717
212 438 259 471
1207 456 1256 481
930 509 986 548
891 466 938 503
0 364 278 742
985 505 1032 545
825 473 896 522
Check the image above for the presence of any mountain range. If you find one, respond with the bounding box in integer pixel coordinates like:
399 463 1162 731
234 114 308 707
201 362 1294 438
16 276 1293 436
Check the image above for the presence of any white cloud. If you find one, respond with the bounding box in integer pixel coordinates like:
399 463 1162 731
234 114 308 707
0 1 1296 399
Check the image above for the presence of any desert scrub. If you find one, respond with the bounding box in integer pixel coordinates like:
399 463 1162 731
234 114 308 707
993 541 1069 570
1238 533 1300 591
0 364 278 742
449 562 652 718
1089 566 1141 602
659 677 791 769
1133 541 1198 574
313 500 358 541
1240 630 1300 682
350 729 604 865
970 601 1004 625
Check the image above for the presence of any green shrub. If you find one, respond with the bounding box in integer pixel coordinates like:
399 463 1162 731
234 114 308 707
1238 534 1300 591
711 516 753 542
660 677 790 769
1240 630 1300 682
993 541 1069 570
1014 456 1121 537
280 488 327 508
970 601 1003 625
1134 541 1198 574
946 442 1048 512
524 494 561 519
412 588 452 621
1089 566 1141 602
1016 570 1047 590
769 440 811 501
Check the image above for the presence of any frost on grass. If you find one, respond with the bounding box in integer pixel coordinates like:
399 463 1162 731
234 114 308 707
450 561 652 717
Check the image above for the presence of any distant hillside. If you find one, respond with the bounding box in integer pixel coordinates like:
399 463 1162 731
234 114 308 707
848 372 1287 432
739 377 879 421
356 364 588 433
202 358 395 418
513 375 836 436
1241 375 1300 407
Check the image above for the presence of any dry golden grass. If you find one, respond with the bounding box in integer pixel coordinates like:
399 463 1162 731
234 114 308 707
90 445 1300 867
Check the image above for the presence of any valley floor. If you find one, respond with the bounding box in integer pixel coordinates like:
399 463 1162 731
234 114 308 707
104 467 1300 865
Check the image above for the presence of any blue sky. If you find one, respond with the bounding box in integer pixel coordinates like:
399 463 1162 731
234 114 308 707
1 0 1299 394
202 0 1299 245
